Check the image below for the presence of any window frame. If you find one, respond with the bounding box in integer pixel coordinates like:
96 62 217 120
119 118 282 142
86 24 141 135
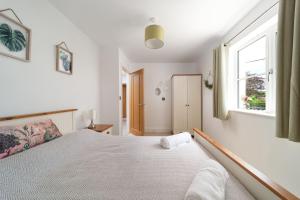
229 23 277 115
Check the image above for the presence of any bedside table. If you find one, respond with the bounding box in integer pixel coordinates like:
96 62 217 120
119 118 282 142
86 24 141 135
88 124 113 135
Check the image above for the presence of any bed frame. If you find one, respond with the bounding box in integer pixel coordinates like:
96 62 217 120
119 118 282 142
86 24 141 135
193 128 299 200
0 110 298 199
0 109 77 134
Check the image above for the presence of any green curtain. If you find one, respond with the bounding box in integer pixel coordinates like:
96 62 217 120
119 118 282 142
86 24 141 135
276 0 300 142
213 44 229 120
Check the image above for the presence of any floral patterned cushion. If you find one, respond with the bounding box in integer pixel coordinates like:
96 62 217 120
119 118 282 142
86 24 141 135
0 119 62 159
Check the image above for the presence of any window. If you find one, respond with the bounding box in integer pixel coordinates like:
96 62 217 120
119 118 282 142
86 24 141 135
228 17 277 114
238 36 267 110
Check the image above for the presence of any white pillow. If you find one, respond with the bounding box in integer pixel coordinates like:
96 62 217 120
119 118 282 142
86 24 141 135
185 159 229 200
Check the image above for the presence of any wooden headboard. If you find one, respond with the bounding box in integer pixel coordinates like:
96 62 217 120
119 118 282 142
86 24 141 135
193 128 299 200
0 109 78 134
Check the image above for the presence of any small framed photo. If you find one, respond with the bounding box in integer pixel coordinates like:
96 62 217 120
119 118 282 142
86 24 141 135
56 44 73 75
0 12 31 62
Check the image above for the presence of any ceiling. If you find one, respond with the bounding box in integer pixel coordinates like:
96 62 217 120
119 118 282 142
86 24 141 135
49 0 262 62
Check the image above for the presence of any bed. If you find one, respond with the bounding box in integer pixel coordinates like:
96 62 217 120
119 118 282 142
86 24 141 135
0 109 298 200
0 129 255 200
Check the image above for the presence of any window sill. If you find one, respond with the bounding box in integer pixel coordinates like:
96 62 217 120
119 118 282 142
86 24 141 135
229 109 275 118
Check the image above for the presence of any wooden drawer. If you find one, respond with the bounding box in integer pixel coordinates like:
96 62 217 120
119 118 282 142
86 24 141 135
88 124 113 135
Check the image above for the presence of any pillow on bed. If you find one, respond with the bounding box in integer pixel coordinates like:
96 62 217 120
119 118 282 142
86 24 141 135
0 119 62 159
184 159 229 200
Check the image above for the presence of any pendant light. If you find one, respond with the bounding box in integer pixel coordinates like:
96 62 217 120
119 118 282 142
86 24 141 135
145 17 164 49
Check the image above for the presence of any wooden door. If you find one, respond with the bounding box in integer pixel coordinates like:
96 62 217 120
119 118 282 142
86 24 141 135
187 75 202 132
172 76 188 134
130 69 144 135
122 84 127 118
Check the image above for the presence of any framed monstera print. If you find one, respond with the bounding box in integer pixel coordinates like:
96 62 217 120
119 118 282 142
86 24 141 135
0 12 31 62
56 42 73 75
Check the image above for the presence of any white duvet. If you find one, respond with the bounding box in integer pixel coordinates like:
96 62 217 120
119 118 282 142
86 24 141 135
0 130 255 200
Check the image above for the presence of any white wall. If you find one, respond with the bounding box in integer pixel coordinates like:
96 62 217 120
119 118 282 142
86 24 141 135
120 70 130 135
98 46 119 134
197 0 300 196
126 63 199 133
118 49 132 135
0 0 101 129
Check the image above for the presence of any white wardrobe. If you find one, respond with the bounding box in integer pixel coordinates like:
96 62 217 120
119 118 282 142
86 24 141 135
172 75 202 134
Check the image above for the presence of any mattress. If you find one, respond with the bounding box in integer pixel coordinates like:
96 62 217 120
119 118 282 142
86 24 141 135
0 129 255 200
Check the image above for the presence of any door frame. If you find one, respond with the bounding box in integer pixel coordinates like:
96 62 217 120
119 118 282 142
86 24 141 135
122 84 127 118
130 68 144 135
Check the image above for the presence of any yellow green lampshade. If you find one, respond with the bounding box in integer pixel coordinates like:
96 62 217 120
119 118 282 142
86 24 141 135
145 24 164 49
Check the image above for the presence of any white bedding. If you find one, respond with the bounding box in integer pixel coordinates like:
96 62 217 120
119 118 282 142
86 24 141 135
0 129 255 200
